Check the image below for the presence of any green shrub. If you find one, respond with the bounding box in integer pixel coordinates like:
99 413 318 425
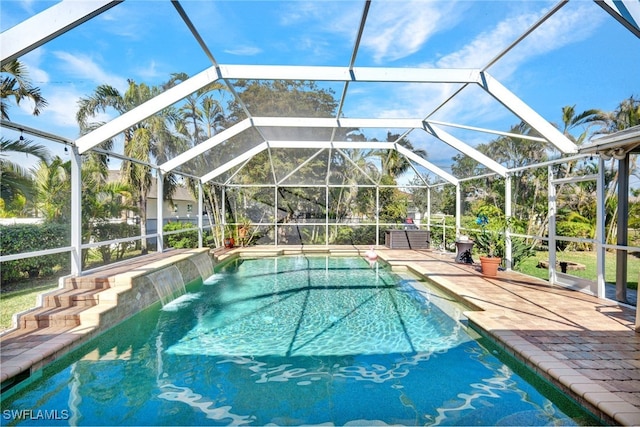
91 222 140 263
556 220 593 251
164 221 199 249
0 223 70 283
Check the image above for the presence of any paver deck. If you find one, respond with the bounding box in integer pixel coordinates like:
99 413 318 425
1 246 638 425
375 249 640 426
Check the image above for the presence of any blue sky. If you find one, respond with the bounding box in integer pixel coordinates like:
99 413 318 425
2 0 639 175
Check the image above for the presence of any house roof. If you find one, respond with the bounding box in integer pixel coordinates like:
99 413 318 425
580 125 640 160
107 170 195 202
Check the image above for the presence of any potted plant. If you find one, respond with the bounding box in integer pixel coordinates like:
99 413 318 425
474 214 503 277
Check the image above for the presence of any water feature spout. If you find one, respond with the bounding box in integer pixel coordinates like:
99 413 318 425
148 266 186 306
191 252 214 281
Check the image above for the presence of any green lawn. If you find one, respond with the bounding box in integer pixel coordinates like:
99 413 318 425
0 280 58 331
516 250 639 290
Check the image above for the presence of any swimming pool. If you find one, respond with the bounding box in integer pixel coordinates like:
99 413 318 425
1 255 598 425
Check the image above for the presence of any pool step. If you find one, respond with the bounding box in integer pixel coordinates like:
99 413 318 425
64 276 113 290
42 288 102 308
19 305 87 328
19 278 111 329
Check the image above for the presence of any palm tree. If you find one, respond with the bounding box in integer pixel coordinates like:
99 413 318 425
1 60 50 211
378 132 427 179
1 59 48 120
598 95 640 133
77 79 184 253
168 73 229 246
558 105 607 145
32 156 71 222
1 137 49 206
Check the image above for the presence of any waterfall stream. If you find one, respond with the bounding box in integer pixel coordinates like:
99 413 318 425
191 253 214 281
148 266 186 306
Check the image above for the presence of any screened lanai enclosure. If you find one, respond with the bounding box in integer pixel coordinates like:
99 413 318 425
1 1 639 321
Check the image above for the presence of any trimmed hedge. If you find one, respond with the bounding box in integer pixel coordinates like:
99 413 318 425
1 223 70 283
164 221 199 249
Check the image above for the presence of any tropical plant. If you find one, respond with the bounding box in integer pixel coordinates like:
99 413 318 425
163 221 199 249
474 214 502 258
0 60 50 210
32 156 71 223
377 131 427 179
168 72 229 247
0 137 50 207
1 59 47 120
77 79 184 253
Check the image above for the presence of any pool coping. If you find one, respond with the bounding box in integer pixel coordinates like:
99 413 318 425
0 248 211 392
373 249 639 426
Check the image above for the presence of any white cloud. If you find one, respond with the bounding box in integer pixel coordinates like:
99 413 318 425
20 48 50 86
51 51 128 92
436 13 538 70
135 60 164 80
224 46 263 56
402 3 607 129
41 88 88 129
362 1 463 63
435 3 604 77
508 3 604 67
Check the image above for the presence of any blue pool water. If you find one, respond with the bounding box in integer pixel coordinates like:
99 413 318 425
2 255 598 426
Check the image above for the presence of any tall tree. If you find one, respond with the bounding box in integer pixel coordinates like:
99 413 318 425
77 79 184 253
221 80 345 237
378 132 427 179
557 105 607 145
599 95 640 133
1 59 47 120
32 156 70 223
0 137 49 207
168 73 229 246
1 60 50 210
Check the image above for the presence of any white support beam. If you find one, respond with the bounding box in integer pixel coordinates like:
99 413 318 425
455 184 461 237
157 170 164 253
251 116 425 129
423 123 509 177
0 0 121 65
72 65 479 154
70 146 82 275
596 0 640 38
479 72 578 154
596 157 606 298
200 142 268 183
548 165 558 284
268 140 395 150
427 188 431 231
198 182 204 248
160 118 253 172
217 64 481 84
505 174 513 271
426 119 548 142
395 145 458 185
76 66 222 153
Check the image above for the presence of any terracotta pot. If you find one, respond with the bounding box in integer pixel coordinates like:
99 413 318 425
479 256 501 277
